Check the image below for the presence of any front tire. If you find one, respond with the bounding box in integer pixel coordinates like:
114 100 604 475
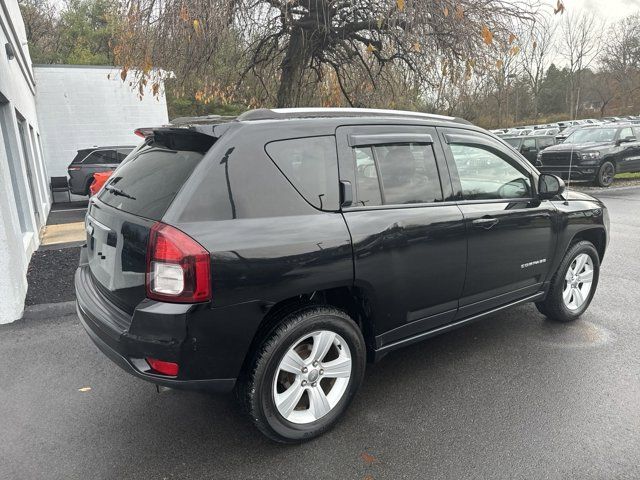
238 306 366 443
593 160 615 187
536 241 600 322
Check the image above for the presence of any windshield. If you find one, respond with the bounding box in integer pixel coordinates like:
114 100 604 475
565 128 617 144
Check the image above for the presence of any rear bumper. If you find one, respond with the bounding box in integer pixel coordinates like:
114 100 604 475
75 263 236 392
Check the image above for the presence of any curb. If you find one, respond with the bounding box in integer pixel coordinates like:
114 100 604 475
22 300 76 320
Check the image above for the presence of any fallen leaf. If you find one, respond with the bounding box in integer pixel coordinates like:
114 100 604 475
496 59 504 69
455 5 464 19
508 33 517 45
481 25 493 45
366 43 377 53
443 5 449 16
554 0 565 14
361 452 377 465
396 0 405 11
78 387 92 392
120 68 128 82
364 476 374 480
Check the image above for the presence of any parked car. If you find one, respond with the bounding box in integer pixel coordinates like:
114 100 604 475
67 146 135 195
555 124 596 143
530 128 559 136
76 108 609 443
89 170 114 196
538 124 640 187
503 135 556 164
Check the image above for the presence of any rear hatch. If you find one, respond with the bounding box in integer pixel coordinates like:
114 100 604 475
85 129 216 313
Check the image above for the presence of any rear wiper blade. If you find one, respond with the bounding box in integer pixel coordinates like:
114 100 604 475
105 184 136 200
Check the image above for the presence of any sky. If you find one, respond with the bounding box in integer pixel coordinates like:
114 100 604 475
545 0 640 20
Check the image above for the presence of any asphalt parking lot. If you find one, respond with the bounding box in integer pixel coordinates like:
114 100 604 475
1 187 639 480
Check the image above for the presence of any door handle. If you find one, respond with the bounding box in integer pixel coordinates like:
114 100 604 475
472 217 499 229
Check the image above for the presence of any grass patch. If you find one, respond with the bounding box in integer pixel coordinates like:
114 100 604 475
615 172 640 180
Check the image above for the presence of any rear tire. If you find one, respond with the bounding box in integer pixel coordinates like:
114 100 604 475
238 306 366 443
536 241 600 322
593 160 615 187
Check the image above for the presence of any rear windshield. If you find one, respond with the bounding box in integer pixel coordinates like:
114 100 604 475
71 149 93 164
97 135 212 220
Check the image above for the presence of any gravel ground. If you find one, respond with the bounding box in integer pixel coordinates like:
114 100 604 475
25 247 80 306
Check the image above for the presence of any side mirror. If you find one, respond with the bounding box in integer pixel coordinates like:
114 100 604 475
538 173 565 200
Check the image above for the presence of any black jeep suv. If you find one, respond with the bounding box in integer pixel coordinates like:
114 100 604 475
76 108 609 443
537 124 640 187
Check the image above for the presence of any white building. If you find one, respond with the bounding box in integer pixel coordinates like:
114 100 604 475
34 65 169 180
0 0 169 323
0 0 50 324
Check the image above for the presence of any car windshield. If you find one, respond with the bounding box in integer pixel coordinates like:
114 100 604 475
566 128 617 144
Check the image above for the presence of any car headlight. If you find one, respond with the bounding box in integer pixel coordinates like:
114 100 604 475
580 151 601 159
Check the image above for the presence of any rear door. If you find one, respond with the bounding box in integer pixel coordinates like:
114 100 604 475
439 128 557 318
336 125 466 349
520 137 538 164
87 131 215 313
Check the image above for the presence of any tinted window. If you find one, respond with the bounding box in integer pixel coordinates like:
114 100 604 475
116 148 133 163
353 146 382 207
375 144 442 204
97 142 206 220
521 138 536 151
83 150 117 164
504 138 521 148
266 136 339 211
72 149 93 164
450 144 531 200
537 137 555 149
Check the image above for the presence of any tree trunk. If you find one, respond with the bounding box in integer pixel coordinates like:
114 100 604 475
277 28 313 107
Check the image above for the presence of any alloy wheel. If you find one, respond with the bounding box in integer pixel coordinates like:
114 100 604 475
562 253 594 310
273 330 352 424
600 163 615 186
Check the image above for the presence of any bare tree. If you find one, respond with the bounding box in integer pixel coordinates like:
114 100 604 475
115 0 537 107
559 12 604 119
519 12 557 118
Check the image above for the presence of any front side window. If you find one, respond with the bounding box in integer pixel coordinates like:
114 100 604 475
266 136 339 211
450 144 531 200
352 143 443 206
619 127 634 141
537 137 555 149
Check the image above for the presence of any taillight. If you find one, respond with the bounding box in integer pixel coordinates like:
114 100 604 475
146 222 211 303
146 358 179 376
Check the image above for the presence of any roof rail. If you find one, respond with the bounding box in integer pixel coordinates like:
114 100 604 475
236 107 471 124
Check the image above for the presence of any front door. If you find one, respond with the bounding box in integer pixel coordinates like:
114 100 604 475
439 128 557 319
336 125 467 349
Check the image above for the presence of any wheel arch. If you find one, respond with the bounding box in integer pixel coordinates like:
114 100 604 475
570 227 607 261
239 285 378 377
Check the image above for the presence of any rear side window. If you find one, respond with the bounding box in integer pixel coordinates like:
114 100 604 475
265 136 339 211
98 138 210 220
504 138 520 148
71 149 93 164
353 143 443 206
83 150 117 164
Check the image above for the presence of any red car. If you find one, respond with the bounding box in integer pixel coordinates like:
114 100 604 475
89 170 114 196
